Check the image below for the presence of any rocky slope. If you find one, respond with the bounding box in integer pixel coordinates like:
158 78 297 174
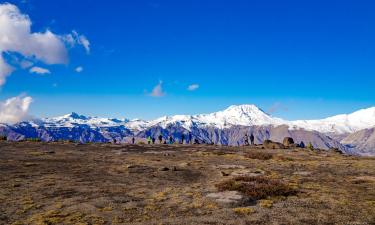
341 128 375 156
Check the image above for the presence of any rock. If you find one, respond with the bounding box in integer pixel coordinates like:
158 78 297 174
263 140 285 149
159 167 170 171
289 143 300 148
352 176 375 183
178 162 191 167
231 169 263 177
221 171 230 176
126 164 154 173
206 191 247 206
330 147 343 154
283 137 294 147
217 165 246 169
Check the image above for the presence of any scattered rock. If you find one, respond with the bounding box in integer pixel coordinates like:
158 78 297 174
178 162 191 167
231 169 263 177
330 147 343 154
159 167 170 171
12 183 21 188
217 165 246 169
126 164 154 173
352 176 375 183
221 171 230 176
206 191 247 206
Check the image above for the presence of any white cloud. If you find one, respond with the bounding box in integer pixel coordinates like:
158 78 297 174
149 81 166 97
29 66 50 74
0 3 90 123
20 59 33 69
64 30 90 54
79 35 90 53
0 96 32 124
187 84 199 91
0 3 90 86
0 55 13 86
75 66 83 73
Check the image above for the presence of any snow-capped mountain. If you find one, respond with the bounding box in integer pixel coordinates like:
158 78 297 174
289 107 375 134
29 105 375 134
146 105 286 129
39 112 147 131
1 104 375 155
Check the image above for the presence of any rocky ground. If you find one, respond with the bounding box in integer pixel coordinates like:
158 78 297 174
0 141 374 225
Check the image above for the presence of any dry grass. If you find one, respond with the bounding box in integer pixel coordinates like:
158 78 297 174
216 176 296 201
245 151 273 160
0 142 374 224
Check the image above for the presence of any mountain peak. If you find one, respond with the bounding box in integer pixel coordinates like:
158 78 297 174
63 112 88 120
224 104 267 114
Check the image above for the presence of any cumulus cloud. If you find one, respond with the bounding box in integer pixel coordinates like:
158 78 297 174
0 3 90 86
0 55 13 86
29 66 50 74
75 66 83 73
0 96 32 124
187 84 199 91
149 81 166 97
0 3 89 123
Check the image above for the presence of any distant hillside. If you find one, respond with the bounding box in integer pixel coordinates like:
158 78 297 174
1 104 375 155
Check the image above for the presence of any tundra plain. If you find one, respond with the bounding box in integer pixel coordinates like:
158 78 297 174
0 142 374 225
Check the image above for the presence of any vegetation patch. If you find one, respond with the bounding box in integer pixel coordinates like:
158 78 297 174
233 207 255 215
245 151 273 160
216 176 296 201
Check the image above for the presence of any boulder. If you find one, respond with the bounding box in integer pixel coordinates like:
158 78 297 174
263 140 285 149
283 137 294 147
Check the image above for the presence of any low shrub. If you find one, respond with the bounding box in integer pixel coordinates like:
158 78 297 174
233 207 255 215
26 138 42 142
0 136 7 141
216 176 296 201
245 151 273 160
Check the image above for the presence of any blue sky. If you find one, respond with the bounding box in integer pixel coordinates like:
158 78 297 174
1 0 375 120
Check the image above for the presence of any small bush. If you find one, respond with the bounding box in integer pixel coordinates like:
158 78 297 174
0 136 7 141
26 138 42 142
245 151 273 160
216 176 296 201
233 207 255 215
259 199 273 208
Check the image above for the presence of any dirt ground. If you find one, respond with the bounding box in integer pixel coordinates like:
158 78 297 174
0 141 374 225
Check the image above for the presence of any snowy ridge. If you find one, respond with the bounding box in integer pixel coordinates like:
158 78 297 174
147 105 286 130
289 107 375 134
33 105 375 134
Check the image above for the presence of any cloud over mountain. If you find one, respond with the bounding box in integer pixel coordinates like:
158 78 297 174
0 3 89 123
0 96 32 124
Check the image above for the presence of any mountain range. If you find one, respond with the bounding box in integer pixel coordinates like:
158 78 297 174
1 104 375 156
